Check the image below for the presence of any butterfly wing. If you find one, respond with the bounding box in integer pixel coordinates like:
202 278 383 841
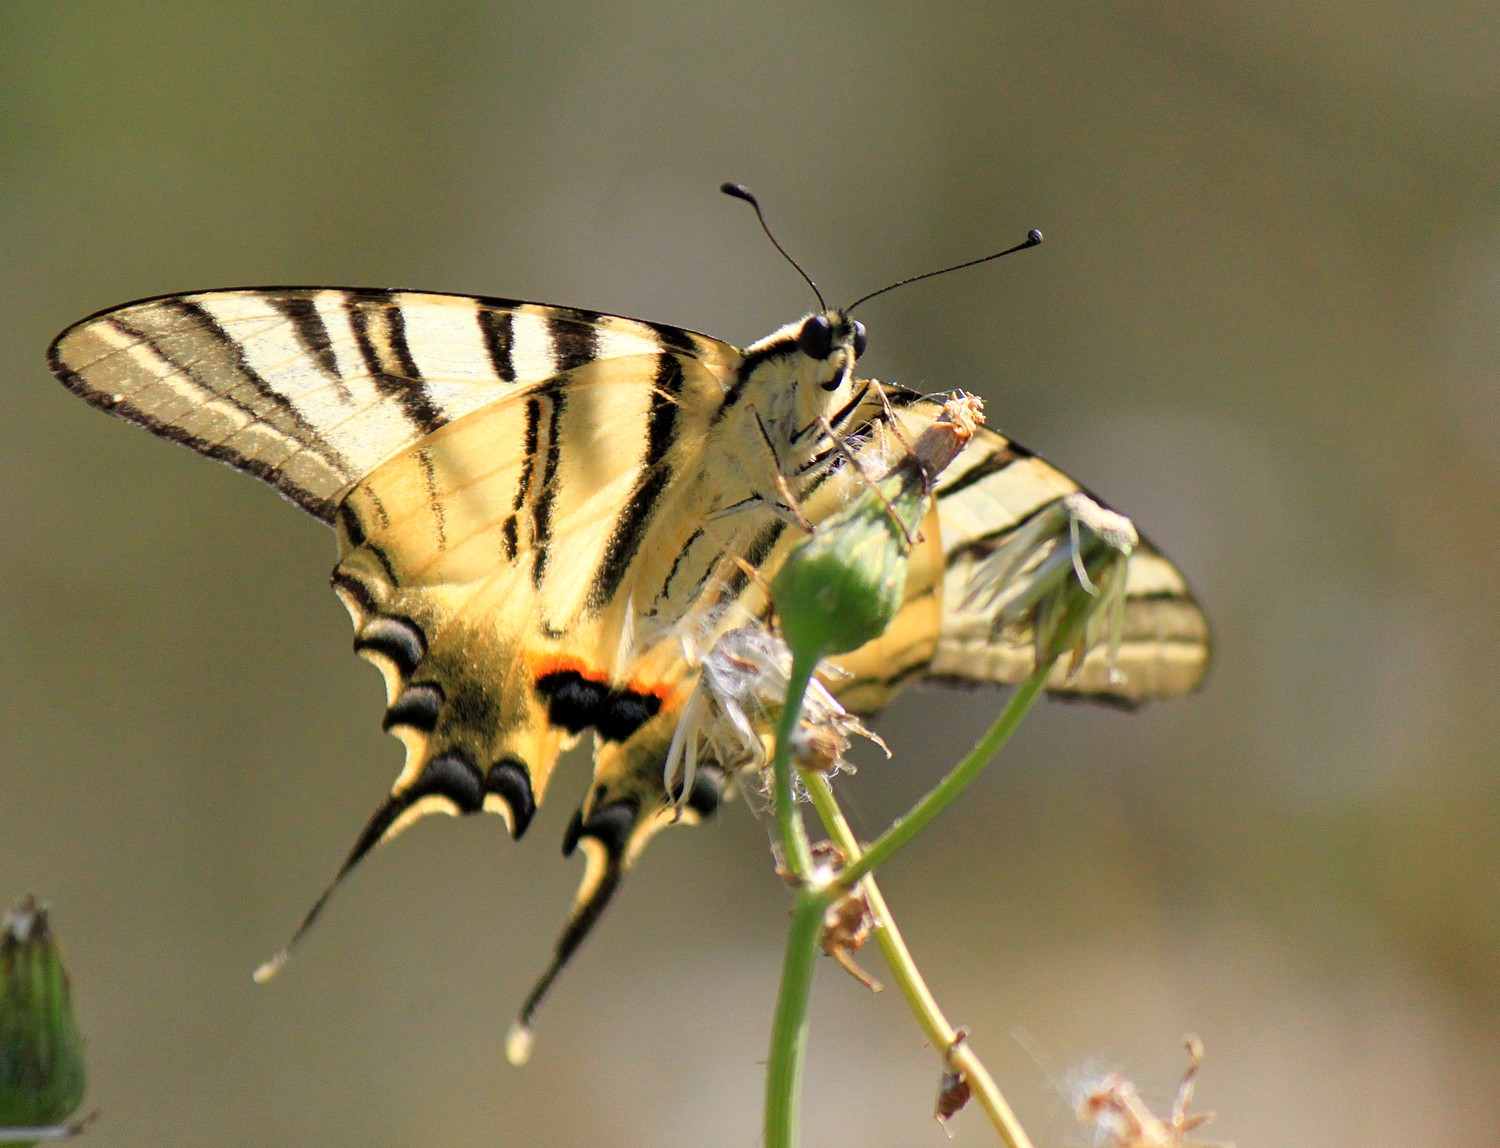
829 388 1211 712
48 286 736 521
48 286 758 983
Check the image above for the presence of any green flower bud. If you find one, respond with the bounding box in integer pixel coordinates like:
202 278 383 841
773 469 924 659
774 395 982 661
0 899 86 1145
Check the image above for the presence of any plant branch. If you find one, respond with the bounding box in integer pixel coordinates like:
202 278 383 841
762 649 828 1148
804 775 1036 1148
771 652 818 883
834 664 1052 892
763 890 825 1148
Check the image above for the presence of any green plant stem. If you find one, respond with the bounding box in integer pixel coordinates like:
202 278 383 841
763 891 825 1148
771 651 818 882
835 664 1051 892
762 649 823 1148
804 776 1036 1148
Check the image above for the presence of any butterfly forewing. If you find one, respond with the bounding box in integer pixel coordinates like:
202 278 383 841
48 287 734 522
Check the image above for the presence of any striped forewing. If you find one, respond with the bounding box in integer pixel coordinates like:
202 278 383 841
48 287 735 523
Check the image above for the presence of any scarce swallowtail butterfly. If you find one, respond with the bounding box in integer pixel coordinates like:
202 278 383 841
48 196 1209 1047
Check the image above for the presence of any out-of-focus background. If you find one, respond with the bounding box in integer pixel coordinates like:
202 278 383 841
4 4 1498 1145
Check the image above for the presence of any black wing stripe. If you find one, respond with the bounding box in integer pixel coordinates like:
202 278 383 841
945 498 1061 558
337 500 368 549
935 449 1022 500
548 315 600 375
500 395 541 559
268 295 349 400
643 319 701 356
657 524 705 604
382 304 445 433
529 387 564 588
329 568 379 616
415 448 446 549
719 517 787 603
345 297 443 437
587 354 684 611
477 308 517 383
163 298 347 464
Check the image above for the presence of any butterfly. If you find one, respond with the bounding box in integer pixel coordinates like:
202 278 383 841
48 280 1209 1041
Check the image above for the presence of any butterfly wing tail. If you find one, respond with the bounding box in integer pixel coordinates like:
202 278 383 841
507 745 731 1062
509 801 635 1049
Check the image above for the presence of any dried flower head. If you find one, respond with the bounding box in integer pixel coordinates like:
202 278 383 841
933 1067 971 1135
819 885 880 992
663 624 886 810
1071 1036 1225 1148
933 1029 974 1136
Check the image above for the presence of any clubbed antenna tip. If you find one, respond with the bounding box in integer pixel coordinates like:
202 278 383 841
720 181 827 311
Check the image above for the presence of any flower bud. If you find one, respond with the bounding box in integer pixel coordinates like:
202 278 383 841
774 394 982 660
0 898 86 1143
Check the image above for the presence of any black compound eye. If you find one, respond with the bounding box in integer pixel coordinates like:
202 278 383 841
796 314 834 360
852 321 868 359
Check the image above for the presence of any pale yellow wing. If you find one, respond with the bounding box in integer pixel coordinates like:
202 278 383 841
831 388 1211 712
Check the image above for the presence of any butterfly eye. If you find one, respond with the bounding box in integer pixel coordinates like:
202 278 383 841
797 314 834 360
852 321 868 359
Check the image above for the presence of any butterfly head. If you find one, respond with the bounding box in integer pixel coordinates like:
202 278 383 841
792 310 868 389
741 308 866 408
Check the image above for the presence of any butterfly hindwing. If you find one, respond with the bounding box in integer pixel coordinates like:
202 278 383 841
828 391 1211 710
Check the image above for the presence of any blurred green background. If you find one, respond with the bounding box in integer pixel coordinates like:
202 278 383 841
4 3 1499 1145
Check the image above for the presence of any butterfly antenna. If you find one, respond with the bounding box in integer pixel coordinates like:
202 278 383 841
848 228 1043 311
721 183 827 311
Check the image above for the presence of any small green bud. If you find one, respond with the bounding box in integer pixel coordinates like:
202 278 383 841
773 468 924 658
0 899 86 1145
774 395 983 660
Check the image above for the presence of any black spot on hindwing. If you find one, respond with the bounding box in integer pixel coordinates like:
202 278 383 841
562 798 638 858
534 670 662 742
485 757 537 838
354 615 426 678
382 682 444 732
417 751 485 813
